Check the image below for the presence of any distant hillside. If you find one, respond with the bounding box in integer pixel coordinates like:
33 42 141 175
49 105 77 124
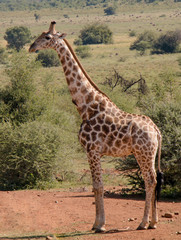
0 0 179 11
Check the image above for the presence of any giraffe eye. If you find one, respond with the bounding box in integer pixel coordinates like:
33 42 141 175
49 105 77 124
45 36 51 40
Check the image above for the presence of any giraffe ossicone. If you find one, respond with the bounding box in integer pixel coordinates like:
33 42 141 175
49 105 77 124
29 21 163 232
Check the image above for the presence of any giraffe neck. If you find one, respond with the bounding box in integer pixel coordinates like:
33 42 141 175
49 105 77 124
53 38 110 120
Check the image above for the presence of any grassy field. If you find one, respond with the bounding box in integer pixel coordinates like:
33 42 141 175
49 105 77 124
0 2 181 189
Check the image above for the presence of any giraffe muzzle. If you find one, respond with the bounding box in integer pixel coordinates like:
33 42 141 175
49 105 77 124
29 42 37 53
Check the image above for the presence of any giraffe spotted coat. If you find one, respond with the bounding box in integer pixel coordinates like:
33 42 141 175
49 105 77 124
29 21 162 232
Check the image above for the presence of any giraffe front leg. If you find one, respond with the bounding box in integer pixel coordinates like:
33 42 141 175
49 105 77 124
92 186 106 232
87 152 106 232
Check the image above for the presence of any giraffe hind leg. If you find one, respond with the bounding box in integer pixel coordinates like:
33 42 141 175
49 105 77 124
135 156 157 230
148 171 164 229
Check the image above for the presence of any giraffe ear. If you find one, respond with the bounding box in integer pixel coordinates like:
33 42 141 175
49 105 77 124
58 33 67 39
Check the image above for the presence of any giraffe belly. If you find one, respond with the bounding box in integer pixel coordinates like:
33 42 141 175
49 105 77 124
102 133 133 157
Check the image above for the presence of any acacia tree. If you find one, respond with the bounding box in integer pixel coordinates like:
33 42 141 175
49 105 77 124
4 26 31 51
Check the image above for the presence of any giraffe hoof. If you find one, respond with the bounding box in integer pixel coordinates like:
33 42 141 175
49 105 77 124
137 225 147 230
94 228 106 233
148 224 157 229
92 226 106 233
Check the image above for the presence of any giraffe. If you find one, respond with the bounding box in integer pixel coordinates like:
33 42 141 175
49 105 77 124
29 21 163 232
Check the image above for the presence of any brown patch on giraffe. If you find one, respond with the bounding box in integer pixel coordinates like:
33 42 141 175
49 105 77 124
111 124 116 131
131 123 139 134
65 69 71 76
108 102 112 108
107 133 114 146
77 74 81 80
85 93 94 104
114 117 119 124
61 56 66 65
88 108 98 119
86 134 91 141
113 131 118 137
115 139 122 148
94 124 101 131
70 87 78 95
91 132 97 142
122 135 130 144
81 86 88 95
76 81 81 87
68 61 72 67
105 116 113 125
97 114 104 124
142 132 148 140
137 139 143 145
95 95 101 102
84 124 92 132
86 143 91 152
63 66 67 72
102 124 109 134
67 77 74 85
60 47 65 54
118 133 124 139
73 65 78 72
80 138 86 147
66 52 70 58
99 103 106 112
121 120 125 125
146 141 151 147
122 125 128 134
90 103 98 110
89 118 96 126
112 107 118 115
134 144 140 150
137 129 143 135
98 132 106 141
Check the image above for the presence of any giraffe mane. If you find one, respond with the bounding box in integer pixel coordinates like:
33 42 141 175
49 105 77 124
63 39 111 101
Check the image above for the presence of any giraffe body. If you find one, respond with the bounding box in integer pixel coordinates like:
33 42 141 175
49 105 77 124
29 22 162 232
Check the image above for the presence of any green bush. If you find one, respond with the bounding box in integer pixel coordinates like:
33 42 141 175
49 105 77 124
130 30 157 54
78 23 113 45
75 45 91 58
4 26 32 51
152 30 181 54
104 6 116 15
36 49 60 67
0 51 45 125
0 121 61 190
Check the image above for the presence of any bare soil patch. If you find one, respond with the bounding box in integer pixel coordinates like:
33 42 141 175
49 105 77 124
0 188 181 240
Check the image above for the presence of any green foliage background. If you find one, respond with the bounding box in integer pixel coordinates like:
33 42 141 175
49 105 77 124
0 0 180 194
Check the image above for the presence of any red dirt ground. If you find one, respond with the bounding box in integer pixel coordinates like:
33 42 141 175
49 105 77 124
0 188 181 240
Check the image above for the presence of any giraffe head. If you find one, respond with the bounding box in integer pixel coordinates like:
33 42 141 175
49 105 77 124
29 21 66 53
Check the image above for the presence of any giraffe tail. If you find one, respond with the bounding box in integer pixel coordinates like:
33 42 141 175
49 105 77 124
156 170 164 201
155 131 164 201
